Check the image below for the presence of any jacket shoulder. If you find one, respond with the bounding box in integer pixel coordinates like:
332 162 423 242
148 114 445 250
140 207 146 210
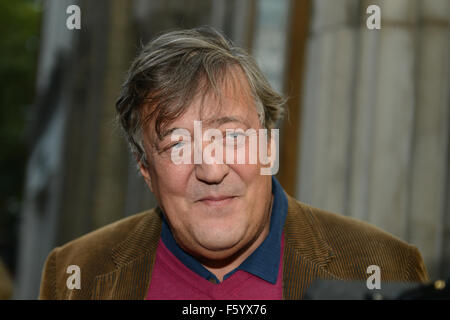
287 197 429 283
59 210 154 258
39 208 160 299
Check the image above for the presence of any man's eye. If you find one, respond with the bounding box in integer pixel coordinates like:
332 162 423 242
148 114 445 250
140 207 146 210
226 132 244 139
225 132 246 148
162 141 186 152
169 141 186 150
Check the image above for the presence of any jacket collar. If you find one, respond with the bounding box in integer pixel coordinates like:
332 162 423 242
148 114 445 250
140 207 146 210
92 195 337 300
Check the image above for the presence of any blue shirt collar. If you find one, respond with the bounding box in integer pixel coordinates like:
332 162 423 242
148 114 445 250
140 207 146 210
160 176 288 284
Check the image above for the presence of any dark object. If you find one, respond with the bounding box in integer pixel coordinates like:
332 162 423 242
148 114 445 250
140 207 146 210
304 279 450 300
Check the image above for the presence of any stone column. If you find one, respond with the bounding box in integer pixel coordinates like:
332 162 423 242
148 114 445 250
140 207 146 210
408 0 449 279
297 0 449 279
89 0 134 228
14 0 77 299
297 0 360 215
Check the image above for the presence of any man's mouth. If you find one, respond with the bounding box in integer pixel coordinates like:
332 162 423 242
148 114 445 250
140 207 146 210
197 195 236 206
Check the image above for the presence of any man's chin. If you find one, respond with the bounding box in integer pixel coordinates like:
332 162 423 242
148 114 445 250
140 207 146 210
195 238 245 260
200 239 240 253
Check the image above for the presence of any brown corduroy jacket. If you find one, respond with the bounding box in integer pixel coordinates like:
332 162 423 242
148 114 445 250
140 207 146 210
39 194 429 299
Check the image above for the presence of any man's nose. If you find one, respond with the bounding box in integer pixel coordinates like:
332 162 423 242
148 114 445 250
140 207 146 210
195 161 230 185
193 132 229 184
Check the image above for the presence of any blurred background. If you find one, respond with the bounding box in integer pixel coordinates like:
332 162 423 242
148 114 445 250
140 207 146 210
0 0 448 299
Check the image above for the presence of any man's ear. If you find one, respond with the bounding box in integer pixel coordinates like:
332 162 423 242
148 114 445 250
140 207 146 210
138 161 154 193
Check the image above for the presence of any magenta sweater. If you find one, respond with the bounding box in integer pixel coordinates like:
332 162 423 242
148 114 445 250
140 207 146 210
146 236 284 300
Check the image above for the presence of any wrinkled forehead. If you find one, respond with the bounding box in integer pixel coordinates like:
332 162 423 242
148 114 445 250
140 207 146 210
192 67 258 123
142 65 260 143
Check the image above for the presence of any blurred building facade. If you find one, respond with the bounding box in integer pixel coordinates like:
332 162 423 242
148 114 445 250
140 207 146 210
13 0 449 299
296 0 449 281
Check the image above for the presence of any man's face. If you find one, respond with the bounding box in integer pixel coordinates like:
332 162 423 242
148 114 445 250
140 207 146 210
139 68 273 262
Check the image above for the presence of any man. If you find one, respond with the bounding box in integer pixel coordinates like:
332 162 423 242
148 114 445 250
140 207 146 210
39 27 428 300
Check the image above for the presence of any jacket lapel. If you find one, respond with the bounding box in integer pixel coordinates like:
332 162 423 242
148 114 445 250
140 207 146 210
92 208 163 300
282 195 339 299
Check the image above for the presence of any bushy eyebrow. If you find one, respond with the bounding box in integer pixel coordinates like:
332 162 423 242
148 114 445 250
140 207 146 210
159 127 184 140
203 116 249 127
159 116 250 141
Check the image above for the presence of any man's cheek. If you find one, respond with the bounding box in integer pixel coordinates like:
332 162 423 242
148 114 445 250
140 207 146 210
229 164 259 183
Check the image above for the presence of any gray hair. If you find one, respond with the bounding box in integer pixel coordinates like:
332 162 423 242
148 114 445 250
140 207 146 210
116 26 285 167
